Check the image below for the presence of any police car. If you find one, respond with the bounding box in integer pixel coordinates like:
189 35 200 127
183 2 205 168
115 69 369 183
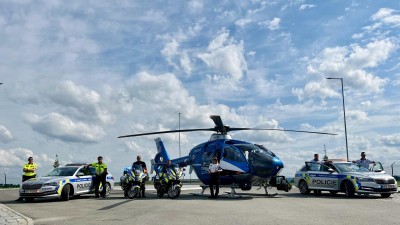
294 160 398 198
19 164 114 202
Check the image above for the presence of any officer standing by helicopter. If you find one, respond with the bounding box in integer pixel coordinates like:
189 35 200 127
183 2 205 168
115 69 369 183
208 157 222 199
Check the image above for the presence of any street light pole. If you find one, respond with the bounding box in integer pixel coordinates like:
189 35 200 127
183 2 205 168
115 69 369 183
4 173 6 186
327 77 349 161
179 113 181 158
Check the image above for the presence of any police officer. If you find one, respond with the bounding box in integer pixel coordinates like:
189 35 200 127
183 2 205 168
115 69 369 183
87 156 108 198
162 160 172 173
160 160 172 187
132 155 147 197
16 157 38 201
310 153 320 163
208 157 222 199
352 152 375 169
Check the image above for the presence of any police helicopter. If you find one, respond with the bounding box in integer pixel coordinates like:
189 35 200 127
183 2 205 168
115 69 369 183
118 115 336 196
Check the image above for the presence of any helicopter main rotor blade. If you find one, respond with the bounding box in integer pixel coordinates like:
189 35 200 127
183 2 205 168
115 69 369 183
210 115 225 133
118 128 216 138
228 128 337 135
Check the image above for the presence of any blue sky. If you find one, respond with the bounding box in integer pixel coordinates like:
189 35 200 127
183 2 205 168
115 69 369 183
1 0 400 184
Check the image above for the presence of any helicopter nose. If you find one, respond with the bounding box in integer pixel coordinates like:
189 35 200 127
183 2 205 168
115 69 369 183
272 158 284 173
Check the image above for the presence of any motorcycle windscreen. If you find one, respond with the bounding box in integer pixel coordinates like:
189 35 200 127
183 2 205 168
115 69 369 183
220 145 249 173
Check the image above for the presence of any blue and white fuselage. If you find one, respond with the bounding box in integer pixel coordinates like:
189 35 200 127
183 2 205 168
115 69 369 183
152 134 285 189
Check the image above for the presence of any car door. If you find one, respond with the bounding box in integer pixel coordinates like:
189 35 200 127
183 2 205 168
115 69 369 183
75 167 93 194
306 162 339 190
305 162 322 189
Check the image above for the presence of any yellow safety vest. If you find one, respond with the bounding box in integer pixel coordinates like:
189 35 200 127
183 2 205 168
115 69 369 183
23 163 37 176
92 162 107 175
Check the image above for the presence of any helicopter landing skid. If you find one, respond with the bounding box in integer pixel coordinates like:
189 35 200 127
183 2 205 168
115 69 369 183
257 184 278 197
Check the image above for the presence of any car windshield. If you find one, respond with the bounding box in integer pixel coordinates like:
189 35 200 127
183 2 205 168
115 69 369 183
334 163 370 172
44 167 78 177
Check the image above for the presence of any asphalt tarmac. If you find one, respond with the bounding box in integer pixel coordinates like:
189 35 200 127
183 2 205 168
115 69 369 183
1 186 399 225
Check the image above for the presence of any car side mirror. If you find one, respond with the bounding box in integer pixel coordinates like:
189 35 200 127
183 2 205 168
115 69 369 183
77 172 85 176
328 168 335 173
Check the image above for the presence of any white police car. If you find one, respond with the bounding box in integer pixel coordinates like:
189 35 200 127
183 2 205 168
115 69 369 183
19 164 114 202
294 160 398 198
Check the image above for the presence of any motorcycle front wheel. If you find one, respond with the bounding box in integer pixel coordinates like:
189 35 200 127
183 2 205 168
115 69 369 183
167 185 181 199
127 186 139 199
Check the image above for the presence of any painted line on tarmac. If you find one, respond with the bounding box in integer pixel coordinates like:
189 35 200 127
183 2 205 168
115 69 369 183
34 217 70 223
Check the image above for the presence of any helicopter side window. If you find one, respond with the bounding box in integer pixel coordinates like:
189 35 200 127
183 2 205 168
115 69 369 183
223 146 247 164
202 152 213 166
214 149 222 162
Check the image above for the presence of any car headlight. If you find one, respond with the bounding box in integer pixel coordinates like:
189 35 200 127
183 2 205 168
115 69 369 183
43 182 59 187
356 177 374 182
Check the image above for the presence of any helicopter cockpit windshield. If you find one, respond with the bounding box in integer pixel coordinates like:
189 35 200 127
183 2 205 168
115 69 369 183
234 144 277 176
234 144 276 157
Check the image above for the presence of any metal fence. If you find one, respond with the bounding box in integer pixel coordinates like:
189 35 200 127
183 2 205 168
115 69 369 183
384 162 400 177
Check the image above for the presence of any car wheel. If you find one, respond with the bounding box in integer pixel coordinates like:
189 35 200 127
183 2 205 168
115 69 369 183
343 180 355 197
299 180 310 195
61 184 71 201
380 193 391 198
105 183 111 196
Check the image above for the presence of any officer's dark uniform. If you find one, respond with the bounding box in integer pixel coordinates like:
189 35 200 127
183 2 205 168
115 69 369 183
208 159 221 199
132 160 147 197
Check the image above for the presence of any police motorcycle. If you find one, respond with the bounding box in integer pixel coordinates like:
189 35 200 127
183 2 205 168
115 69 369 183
153 163 185 199
120 165 147 199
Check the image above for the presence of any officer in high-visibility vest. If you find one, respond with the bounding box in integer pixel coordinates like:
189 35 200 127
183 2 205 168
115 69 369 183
16 157 38 201
86 156 108 198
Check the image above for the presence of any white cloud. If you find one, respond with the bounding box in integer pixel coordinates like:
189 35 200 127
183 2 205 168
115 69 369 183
371 8 400 26
393 74 400 86
187 0 203 14
299 4 315 11
349 135 371 152
296 39 396 100
347 110 369 122
259 17 281 30
355 8 400 39
0 148 53 167
0 125 14 143
46 80 113 124
25 113 105 143
158 24 202 75
198 29 247 80
180 51 192 74
380 133 400 147
292 81 340 100
235 18 252 28
360 101 371 108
